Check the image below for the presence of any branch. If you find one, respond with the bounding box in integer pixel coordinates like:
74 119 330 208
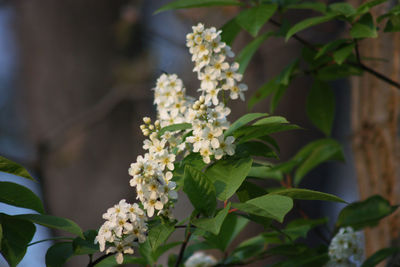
268 19 400 90
175 227 193 267
87 252 115 267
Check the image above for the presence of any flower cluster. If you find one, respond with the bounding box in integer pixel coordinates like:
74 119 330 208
327 227 363 267
186 23 248 105
184 252 217 267
95 200 148 264
130 117 178 218
96 23 248 264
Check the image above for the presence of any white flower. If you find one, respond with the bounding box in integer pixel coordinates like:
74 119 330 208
184 252 217 267
327 227 363 266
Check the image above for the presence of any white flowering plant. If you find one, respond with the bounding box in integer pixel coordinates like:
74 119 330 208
1 1 400 267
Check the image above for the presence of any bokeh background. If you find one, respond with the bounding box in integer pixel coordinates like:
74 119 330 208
1 0 399 266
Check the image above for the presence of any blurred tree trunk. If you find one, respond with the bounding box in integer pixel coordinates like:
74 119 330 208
350 0 400 259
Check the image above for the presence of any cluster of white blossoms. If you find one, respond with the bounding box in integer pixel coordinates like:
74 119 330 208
184 252 217 267
95 200 148 264
96 23 247 264
186 23 248 104
326 227 363 267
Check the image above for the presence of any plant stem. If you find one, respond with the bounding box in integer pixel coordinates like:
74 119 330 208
268 19 400 89
175 222 193 267
87 253 115 267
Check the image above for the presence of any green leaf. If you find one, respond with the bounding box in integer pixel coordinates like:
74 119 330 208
337 195 398 230
0 156 36 182
328 2 356 17
276 59 299 86
153 242 182 262
72 230 99 255
234 123 301 143
45 242 74 267
306 80 335 136
317 63 363 80
350 13 377 39
294 138 344 185
283 217 328 241
206 156 252 201
247 166 283 181
154 0 242 14
138 239 154 266
361 247 400 267
229 235 265 263
234 194 293 223
224 113 268 137
271 188 346 203
236 32 273 74
235 4 278 37
0 214 36 267
287 2 327 13
204 213 249 251
148 221 175 252
253 116 289 125
357 0 386 15
333 43 355 65
236 141 277 158
221 18 241 45
384 15 400 32
248 79 282 110
16 214 83 238
192 203 230 235
237 181 268 202
315 39 349 59
286 14 337 41
183 165 216 217
158 123 191 136
0 181 45 214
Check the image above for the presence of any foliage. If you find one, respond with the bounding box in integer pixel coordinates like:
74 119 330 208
1 0 400 266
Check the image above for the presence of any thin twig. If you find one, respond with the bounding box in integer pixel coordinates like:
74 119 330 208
87 253 115 267
175 225 193 267
268 19 400 89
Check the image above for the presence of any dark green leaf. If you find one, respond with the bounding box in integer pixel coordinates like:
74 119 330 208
294 138 344 185
248 79 282 110
337 195 398 230
224 113 268 137
148 221 175 252
158 123 191 136
283 217 328 241
328 2 356 17
333 43 355 65
237 181 268 202
361 247 400 267
192 203 230 235
247 165 283 181
45 242 74 267
315 39 349 59
138 239 154 266
236 141 277 158
183 165 216 217
236 32 274 74
253 116 289 125
204 213 249 251
306 80 335 136
206 156 252 201
72 230 98 255
271 188 346 203
221 18 241 45
16 214 83 238
287 2 327 13
154 0 243 14
0 156 36 182
235 4 278 37
286 14 337 41
0 214 36 267
357 0 386 15
276 59 299 86
234 123 301 143
0 181 45 214
234 194 293 222
350 13 377 38
229 235 265 263
384 15 400 32
153 242 182 262
317 64 363 80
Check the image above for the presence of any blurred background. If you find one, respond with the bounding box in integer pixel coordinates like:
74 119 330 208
0 0 399 266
